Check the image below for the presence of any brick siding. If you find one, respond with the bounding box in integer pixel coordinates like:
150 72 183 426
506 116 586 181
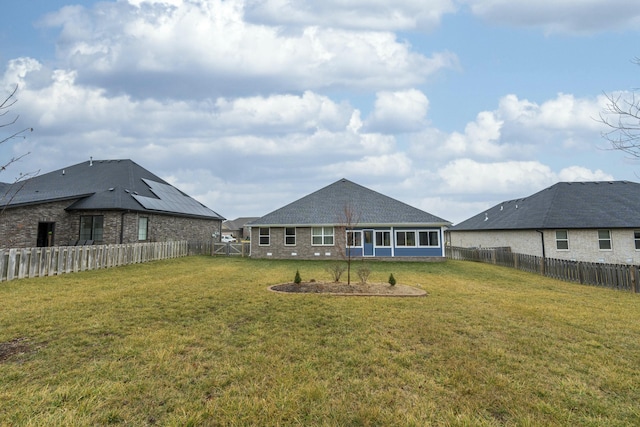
0 200 221 249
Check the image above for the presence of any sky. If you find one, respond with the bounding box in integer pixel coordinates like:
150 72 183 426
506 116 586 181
1 0 640 225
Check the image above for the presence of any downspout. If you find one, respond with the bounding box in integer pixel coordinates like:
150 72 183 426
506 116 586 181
536 230 545 275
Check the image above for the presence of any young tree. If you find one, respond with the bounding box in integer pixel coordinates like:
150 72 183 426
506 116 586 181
337 203 361 285
599 58 640 157
1 85 35 212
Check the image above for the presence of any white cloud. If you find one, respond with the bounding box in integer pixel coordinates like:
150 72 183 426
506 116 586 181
321 153 413 179
40 0 458 99
438 158 556 194
437 158 613 196
557 166 614 182
364 89 430 133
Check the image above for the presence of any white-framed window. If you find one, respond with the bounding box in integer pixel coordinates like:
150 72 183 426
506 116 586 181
396 230 440 247
598 229 612 250
346 230 362 247
635 231 640 250
312 227 334 246
376 231 391 247
79 215 104 242
284 227 296 246
555 230 569 250
259 227 270 246
138 217 148 241
396 231 416 247
418 231 439 247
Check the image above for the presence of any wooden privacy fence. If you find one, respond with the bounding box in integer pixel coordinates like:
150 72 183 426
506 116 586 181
446 246 640 293
0 241 189 282
212 242 250 257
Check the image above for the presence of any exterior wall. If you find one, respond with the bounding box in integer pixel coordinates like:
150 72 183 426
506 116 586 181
447 230 543 257
0 201 221 249
448 228 640 264
0 200 83 248
250 226 446 260
546 229 640 264
123 212 221 244
250 226 345 259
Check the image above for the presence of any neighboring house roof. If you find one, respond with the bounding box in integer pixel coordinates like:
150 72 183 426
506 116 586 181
223 217 260 231
250 178 450 227
0 159 224 220
451 181 640 231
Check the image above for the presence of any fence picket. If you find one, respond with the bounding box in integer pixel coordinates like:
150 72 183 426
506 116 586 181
446 246 639 293
0 241 194 283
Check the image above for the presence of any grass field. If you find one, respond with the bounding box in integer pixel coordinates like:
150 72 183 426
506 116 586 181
1 256 640 426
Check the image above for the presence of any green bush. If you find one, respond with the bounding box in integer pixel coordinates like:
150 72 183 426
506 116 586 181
294 269 302 284
388 273 396 286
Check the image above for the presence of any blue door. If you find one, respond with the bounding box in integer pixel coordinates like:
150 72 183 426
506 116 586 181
363 230 374 256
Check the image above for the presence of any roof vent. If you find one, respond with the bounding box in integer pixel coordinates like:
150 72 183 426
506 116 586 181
62 169 65 175
89 157 93 166
484 213 488 221
108 188 114 191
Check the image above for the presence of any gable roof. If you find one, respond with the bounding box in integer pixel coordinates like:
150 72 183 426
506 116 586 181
0 159 224 220
451 181 640 231
223 217 260 231
250 178 450 227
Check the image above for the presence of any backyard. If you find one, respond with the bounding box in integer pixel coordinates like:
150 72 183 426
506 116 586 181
1 256 639 426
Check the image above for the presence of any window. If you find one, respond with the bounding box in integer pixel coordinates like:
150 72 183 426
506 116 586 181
285 227 296 246
312 227 334 245
598 229 612 250
396 231 416 247
419 231 439 246
79 215 104 242
259 227 270 246
346 230 362 247
555 230 568 250
376 231 391 247
138 217 148 241
397 230 440 247
635 231 640 250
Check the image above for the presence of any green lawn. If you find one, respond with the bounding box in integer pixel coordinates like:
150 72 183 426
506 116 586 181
1 256 640 426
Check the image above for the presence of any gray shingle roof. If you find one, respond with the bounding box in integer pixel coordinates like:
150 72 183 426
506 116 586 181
250 178 450 226
451 181 640 231
0 159 224 220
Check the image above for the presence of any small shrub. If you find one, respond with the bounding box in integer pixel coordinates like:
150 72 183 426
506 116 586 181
357 265 371 284
294 270 302 284
388 273 396 286
325 264 347 282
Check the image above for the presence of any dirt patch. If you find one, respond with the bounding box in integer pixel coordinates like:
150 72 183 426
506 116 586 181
0 337 34 363
269 282 427 297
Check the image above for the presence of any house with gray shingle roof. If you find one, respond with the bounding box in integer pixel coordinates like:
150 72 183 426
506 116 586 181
448 181 640 264
222 217 259 241
0 159 224 248
248 178 451 260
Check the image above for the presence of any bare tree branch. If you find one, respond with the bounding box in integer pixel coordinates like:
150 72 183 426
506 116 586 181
599 59 640 158
0 84 36 214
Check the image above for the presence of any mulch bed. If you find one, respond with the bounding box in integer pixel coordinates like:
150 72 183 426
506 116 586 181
269 282 427 296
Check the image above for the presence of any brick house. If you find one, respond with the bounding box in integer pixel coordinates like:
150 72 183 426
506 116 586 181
0 159 224 249
448 181 640 264
249 178 451 260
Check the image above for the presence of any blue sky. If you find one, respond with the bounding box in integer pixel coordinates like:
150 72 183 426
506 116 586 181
1 0 640 224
